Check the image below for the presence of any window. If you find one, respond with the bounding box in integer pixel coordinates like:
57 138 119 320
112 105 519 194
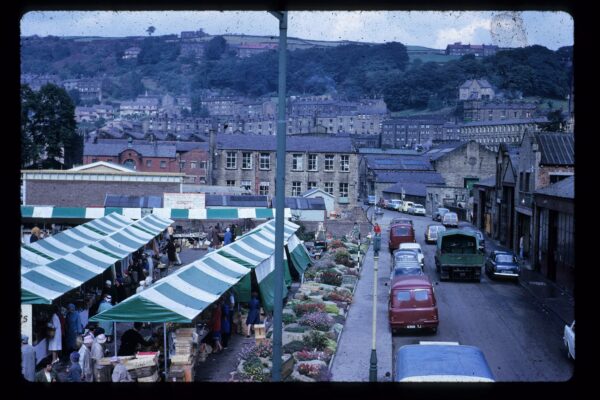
226 152 237 169
179 161 185 170
226 180 235 187
242 152 253 169
340 155 350 172
339 182 348 198
324 182 334 195
549 174 571 184
190 161 197 169
394 290 411 306
160 160 166 169
241 180 252 190
260 153 270 170
259 182 270 195
292 154 304 171
199 161 207 169
324 155 335 171
292 181 302 196
308 154 318 171
143 159 151 168
308 181 317 190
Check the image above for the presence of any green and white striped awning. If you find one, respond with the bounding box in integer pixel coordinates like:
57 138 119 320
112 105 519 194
21 213 133 268
287 234 312 274
21 206 291 220
91 219 303 322
21 206 143 220
21 214 173 304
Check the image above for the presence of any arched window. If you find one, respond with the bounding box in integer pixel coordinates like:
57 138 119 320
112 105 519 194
123 159 136 170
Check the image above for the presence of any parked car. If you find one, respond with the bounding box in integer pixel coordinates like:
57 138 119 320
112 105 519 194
393 249 420 263
424 224 446 244
408 204 426 216
484 251 520 280
389 199 403 211
388 223 416 253
374 206 384 216
563 321 575 360
433 207 450 221
390 217 413 226
462 227 485 251
401 201 414 213
441 212 459 228
388 275 439 334
399 242 424 268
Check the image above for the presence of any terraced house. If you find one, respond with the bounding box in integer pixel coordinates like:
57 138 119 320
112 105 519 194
213 134 358 208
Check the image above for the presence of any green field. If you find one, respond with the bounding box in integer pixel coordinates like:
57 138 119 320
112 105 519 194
408 52 462 64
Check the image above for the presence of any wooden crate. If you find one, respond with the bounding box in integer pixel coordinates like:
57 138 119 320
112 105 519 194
254 324 266 339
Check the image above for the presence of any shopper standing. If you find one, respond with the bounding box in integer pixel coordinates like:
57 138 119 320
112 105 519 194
221 299 232 349
78 335 94 382
210 301 223 353
66 351 83 382
90 334 107 380
97 295 114 342
246 292 261 338
65 303 83 352
35 361 58 382
223 227 233 245
118 322 154 356
47 305 62 363
21 335 36 382
29 226 41 243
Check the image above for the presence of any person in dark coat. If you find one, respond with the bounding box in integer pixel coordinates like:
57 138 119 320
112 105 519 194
66 351 82 382
65 303 83 352
210 301 223 353
118 322 154 356
35 361 58 382
166 238 177 267
221 300 232 349
246 292 261 338
223 227 233 245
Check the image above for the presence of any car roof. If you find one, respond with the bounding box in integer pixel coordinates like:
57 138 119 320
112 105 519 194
390 275 432 288
400 243 421 248
493 251 514 256
390 223 413 228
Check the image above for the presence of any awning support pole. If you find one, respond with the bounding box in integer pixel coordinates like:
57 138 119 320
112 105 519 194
163 323 168 381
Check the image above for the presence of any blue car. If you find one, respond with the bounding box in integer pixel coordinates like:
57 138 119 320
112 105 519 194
485 250 520 280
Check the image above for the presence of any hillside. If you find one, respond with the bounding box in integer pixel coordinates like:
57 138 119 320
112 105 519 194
20 34 572 112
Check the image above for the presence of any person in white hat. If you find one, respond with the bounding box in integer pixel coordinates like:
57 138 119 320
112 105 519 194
78 334 94 382
21 334 36 382
90 333 107 380
97 294 114 342
135 279 146 294
110 356 133 382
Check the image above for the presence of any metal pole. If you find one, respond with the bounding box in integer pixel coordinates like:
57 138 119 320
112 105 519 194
369 255 379 381
114 322 117 355
163 323 168 381
269 10 287 383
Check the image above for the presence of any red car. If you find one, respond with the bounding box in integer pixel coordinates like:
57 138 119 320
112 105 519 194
388 223 416 253
388 275 439 334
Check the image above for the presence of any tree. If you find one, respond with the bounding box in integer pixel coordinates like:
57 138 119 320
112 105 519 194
21 84 79 168
204 36 228 61
540 109 566 132
146 26 156 36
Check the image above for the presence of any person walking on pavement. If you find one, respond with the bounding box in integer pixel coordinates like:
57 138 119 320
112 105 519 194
519 235 525 260
35 360 58 382
66 351 83 382
97 295 114 342
111 356 133 382
65 303 83 353
118 322 154 356
78 335 94 382
21 334 36 382
246 292 261 338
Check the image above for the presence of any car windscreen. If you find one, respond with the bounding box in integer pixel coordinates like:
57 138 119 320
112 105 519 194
495 254 515 264
392 226 412 236
394 253 418 262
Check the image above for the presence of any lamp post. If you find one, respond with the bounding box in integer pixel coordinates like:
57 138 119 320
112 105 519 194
370 252 379 381
269 10 287 383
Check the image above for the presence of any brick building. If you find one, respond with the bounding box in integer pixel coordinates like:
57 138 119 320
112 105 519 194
22 162 184 207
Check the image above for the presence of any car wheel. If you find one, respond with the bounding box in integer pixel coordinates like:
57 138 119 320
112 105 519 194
430 327 437 334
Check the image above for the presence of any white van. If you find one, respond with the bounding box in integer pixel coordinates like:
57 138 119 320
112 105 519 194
401 201 414 213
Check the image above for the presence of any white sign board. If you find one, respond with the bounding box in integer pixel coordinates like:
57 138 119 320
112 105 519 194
163 193 205 209
21 304 32 343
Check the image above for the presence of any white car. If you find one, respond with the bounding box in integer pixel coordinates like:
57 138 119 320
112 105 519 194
399 242 424 268
409 204 426 216
563 320 575 360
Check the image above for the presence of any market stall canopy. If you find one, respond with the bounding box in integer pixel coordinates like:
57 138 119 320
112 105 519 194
21 206 143 220
151 207 292 220
21 213 133 268
91 219 309 322
21 214 173 304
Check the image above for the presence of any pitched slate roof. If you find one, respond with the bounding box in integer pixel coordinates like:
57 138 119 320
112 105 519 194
284 197 326 210
534 175 574 199
365 156 433 171
536 133 574 166
84 142 177 158
205 195 269 207
374 171 445 185
217 134 354 152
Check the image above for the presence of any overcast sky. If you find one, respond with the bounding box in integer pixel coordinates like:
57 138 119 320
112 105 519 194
20 11 573 50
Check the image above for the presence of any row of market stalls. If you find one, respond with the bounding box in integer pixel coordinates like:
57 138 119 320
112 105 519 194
21 207 312 381
20 213 174 363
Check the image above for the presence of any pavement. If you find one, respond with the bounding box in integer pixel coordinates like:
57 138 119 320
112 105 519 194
331 235 393 382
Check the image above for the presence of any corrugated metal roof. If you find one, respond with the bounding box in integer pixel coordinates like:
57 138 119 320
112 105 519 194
284 197 326 210
205 194 269 207
365 156 434 171
536 133 574 166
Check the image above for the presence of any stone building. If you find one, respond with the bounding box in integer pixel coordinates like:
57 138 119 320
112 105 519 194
458 79 495 101
463 100 537 122
381 117 446 149
213 134 359 209
459 118 546 151
513 131 574 265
